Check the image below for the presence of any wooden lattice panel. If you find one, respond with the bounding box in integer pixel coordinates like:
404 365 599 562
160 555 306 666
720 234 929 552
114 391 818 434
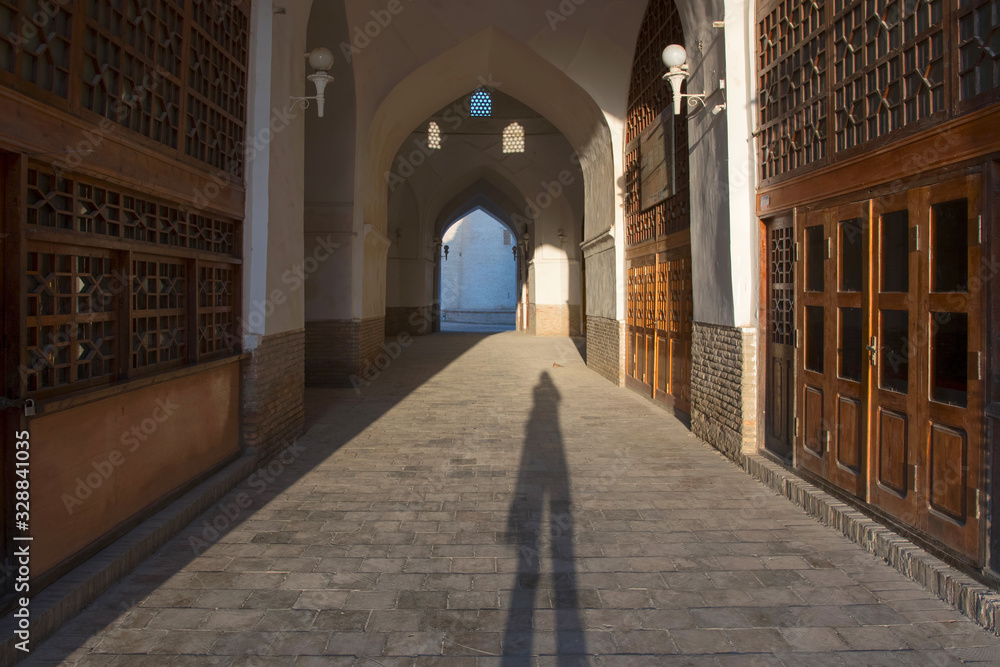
198 262 237 359
958 0 1000 101
81 0 185 148
27 163 239 258
831 0 946 152
758 0 829 181
1 0 248 176
757 0 992 183
769 225 795 346
186 0 249 175
627 266 643 327
24 246 118 392
132 255 187 371
0 0 74 96
667 257 692 336
624 0 690 247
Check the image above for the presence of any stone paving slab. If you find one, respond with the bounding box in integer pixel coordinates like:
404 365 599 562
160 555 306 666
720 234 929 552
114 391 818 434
21 333 1000 665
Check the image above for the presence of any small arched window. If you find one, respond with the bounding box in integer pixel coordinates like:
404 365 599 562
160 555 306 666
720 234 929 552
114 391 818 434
502 122 524 154
428 121 441 149
470 88 492 116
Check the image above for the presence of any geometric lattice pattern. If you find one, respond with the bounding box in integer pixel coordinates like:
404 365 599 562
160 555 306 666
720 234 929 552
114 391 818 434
666 256 692 337
428 121 441 150
21 160 241 394
758 0 828 180
186 9 248 176
958 0 1000 101
625 0 690 246
198 263 236 359
27 163 239 258
24 248 117 392
832 0 946 152
502 123 525 154
82 0 184 148
755 0 983 181
770 225 795 346
470 88 492 116
132 257 187 370
0 0 74 96
2 0 247 176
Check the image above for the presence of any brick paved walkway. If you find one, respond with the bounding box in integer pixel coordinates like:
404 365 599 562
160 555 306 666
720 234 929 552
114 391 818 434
26 333 1000 665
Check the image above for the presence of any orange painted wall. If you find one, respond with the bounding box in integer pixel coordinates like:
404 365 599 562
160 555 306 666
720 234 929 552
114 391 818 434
29 362 241 576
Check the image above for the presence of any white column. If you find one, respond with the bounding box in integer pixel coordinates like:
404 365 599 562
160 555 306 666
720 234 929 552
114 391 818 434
724 0 759 327
241 0 272 351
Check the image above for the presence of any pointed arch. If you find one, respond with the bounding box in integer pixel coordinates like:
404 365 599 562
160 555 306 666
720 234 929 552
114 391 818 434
360 27 614 241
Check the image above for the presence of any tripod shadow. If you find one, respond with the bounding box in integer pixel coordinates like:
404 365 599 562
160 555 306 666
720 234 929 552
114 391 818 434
502 372 586 664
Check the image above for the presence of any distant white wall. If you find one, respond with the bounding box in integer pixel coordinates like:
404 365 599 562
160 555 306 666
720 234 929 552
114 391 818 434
441 211 517 317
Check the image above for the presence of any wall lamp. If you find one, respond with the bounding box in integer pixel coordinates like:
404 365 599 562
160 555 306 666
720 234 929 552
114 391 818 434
292 47 335 117
661 44 726 116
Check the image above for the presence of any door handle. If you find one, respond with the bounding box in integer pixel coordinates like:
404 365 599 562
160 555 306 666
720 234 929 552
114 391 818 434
866 336 878 367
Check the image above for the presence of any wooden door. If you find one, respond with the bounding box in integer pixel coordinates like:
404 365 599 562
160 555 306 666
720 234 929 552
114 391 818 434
628 251 691 413
868 190 923 527
795 204 868 497
869 177 984 559
765 217 795 458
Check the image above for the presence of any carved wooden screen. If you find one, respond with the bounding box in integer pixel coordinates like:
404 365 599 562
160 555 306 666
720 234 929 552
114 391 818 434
624 0 689 246
0 0 249 177
22 162 241 397
757 0 998 184
624 0 693 413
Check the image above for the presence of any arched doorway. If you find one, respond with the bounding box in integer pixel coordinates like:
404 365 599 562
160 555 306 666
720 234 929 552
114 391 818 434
439 208 518 332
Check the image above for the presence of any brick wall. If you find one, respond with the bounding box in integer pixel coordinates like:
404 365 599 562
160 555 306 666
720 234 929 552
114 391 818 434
305 320 358 385
242 329 305 460
528 304 583 336
305 317 387 385
586 316 624 386
690 322 758 462
386 307 435 336
360 316 386 368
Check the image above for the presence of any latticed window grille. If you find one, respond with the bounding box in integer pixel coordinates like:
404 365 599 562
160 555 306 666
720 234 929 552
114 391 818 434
470 88 492 116
624 0 689 247
22 162 241 396
757 0 995 183
502 123 525 153
0 0 249 177
958 0 1000 101
427 121 441 149
0 0 74 96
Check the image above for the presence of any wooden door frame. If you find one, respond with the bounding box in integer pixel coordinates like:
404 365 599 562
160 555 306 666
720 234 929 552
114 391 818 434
761 214 795 462
1 153 26 602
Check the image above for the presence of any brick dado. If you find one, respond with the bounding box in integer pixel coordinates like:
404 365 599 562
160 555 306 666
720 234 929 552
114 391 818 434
530 304 582 337
305 317 387 385
386 306 438 336
690 322 758 462
242 329 305 460
586 316 624 386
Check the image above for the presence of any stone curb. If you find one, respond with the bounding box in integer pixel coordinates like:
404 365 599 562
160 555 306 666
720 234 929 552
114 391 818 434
0 453 259 666
738 451 1000 636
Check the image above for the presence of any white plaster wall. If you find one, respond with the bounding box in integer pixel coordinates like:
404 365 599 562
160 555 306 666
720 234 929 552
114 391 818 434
304 0 357 323
265 1 309 336
441 212 518 312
